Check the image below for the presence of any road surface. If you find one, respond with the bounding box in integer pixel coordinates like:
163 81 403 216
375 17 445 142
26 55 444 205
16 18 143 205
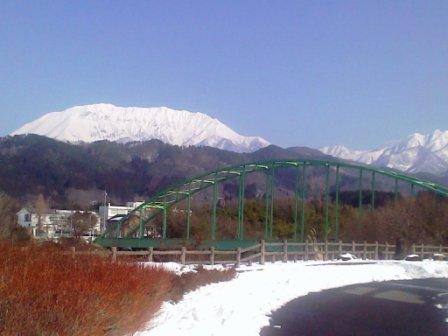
260 278 448 336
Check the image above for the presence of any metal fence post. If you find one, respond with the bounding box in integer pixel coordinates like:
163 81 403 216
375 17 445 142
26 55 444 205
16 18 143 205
236 248 241 268
305 240 309 261
70 246 76 258
324 240 328 261
385 242 389 260
375 241 379 260
210 247 215 265
181 246 186 265
283 239 288 263
148 247 154 262
260 240 266 265
111 247 117 262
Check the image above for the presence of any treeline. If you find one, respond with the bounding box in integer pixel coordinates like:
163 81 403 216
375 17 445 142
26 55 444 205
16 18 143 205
0 194 29 243
157 192 448 248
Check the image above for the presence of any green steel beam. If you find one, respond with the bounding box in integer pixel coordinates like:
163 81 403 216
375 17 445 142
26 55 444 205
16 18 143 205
293 164 300 240
186 193 191 239
237 170 246 240
371 171 376 210
358 168 363 215
264 169 270 239
394 178 399 202
324 164 330 240
211 173 218 240
162 206 167 239
300 164 307 242
269 165 275 239
116 220 121 238
334 165 340 241
134 159 448 209
97 158 448 242
139 209 144 238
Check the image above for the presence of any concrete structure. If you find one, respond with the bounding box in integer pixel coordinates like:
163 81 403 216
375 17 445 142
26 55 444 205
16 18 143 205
17 207 100 239
98 202 144 230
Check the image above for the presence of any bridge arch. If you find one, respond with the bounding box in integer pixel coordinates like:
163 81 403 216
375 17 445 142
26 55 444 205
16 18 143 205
97 159 448 248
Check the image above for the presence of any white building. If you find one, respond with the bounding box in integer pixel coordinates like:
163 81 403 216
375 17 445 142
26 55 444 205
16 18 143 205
17 207 101 239
98 201 144 229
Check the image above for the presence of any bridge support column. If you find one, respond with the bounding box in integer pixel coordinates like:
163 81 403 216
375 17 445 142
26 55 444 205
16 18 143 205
334 165 340 241
264 169 270 239
300 165 307 242
116 220 122 238
371 171 376 210
394 178 399 202
139 208 144 238
186 193 191 239
162 206 167 239
358 168 363 216
269 166 275 239
324 164 330 241
211 174 218 240
293 164 300 240
237 170 245 240
264 166 275 240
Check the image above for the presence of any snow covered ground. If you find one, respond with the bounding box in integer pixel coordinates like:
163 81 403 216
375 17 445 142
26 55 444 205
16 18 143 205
135 260 448 336
142 262 228 275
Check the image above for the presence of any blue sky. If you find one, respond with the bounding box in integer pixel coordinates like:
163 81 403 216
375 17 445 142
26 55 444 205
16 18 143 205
0 1 447 150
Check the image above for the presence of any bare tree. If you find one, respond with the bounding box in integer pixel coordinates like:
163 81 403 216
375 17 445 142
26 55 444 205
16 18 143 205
34 194 49 234
70 211 98 239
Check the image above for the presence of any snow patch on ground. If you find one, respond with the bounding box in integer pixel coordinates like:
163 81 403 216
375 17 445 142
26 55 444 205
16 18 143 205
142 262 230 275
135 260 448 336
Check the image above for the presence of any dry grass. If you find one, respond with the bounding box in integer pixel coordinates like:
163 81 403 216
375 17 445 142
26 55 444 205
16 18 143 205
0 242 235 336
171 266 236 302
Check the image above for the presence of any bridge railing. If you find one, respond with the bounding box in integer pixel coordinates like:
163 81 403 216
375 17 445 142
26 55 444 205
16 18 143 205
410 244 448 258
67 241 448 265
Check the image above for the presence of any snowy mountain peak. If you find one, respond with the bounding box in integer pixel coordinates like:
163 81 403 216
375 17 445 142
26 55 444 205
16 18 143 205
321 128 448 175
11 104 270 153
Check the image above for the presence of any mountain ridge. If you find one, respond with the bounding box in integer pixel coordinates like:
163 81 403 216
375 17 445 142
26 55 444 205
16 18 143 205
321 129 448 175
11 103 270 153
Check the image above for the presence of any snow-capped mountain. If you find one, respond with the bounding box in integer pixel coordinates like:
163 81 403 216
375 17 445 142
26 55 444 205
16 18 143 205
320 130 448 175
11 104 269 153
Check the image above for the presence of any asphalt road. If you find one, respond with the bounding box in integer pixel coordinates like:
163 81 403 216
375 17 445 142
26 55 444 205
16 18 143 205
260 278 448 336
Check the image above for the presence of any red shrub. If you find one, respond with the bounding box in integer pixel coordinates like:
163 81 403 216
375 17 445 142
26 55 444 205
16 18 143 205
0 242 175 336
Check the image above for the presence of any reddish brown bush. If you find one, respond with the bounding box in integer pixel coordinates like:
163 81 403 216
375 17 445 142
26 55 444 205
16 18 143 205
0 242 236 336
0 242 175 336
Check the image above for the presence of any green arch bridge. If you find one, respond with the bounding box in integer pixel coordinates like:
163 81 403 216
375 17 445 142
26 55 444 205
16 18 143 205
95 159 448 250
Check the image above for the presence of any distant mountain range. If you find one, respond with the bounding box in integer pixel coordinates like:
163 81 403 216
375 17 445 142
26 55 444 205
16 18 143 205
11 104 269 153
321 130 448 176
9 103 448 178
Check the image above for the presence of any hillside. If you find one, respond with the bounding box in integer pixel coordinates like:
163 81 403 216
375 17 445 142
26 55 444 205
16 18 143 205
0 135 330 208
